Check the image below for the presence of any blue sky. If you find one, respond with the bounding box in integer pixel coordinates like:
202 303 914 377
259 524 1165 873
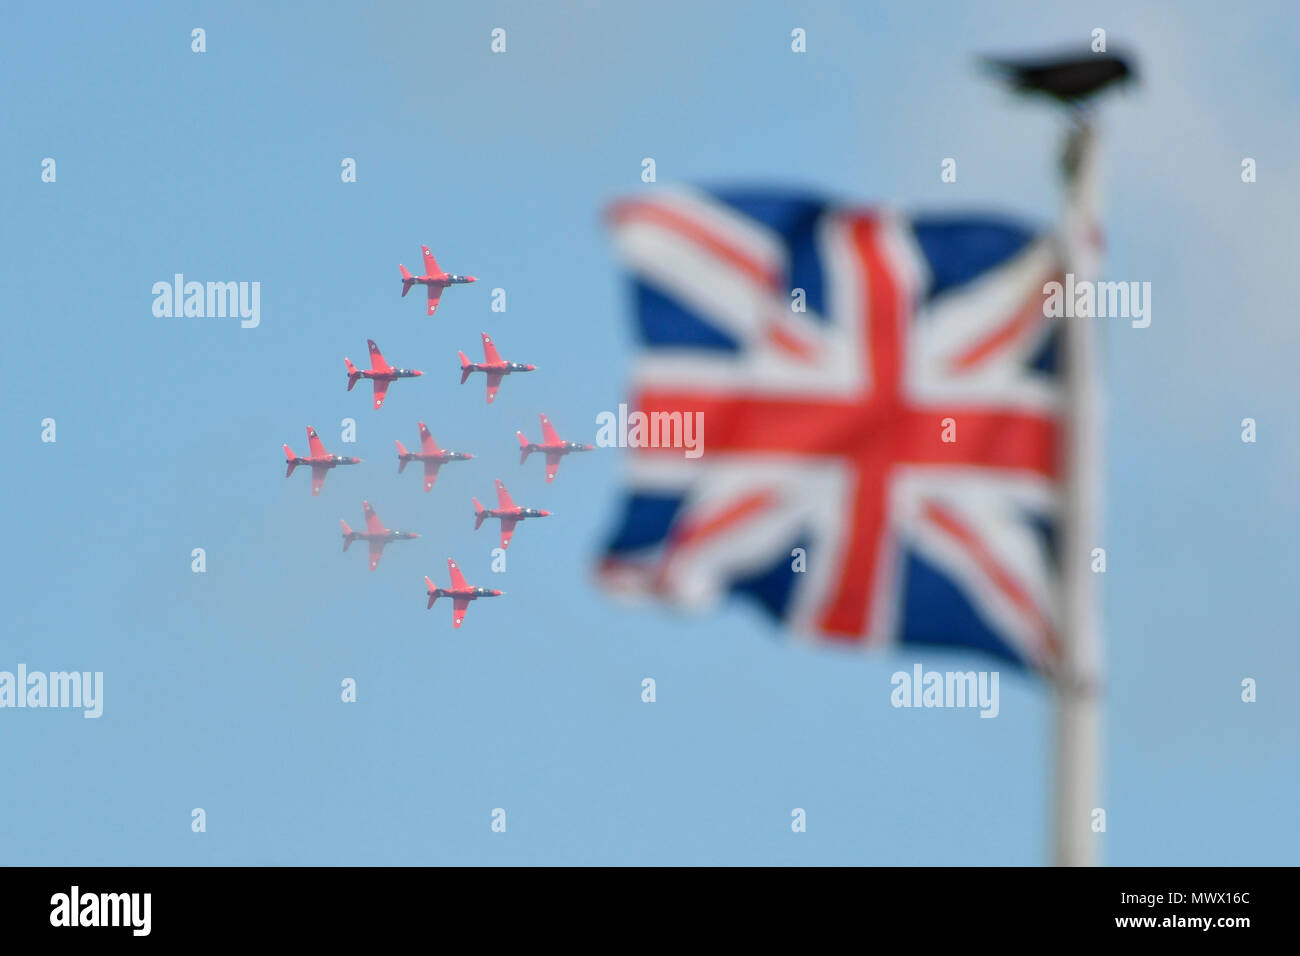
1 0 1296 865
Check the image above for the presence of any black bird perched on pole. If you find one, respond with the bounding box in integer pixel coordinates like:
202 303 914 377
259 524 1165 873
982 51 1135 104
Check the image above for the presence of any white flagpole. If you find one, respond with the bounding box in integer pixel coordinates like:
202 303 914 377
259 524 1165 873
1054 118 1104 867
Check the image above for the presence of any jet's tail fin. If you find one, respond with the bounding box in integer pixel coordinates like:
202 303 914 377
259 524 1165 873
424 576 438 610
395 440 409 471
345 358 361 391
400 265 415 297
284 445 297 477
473 498 486 529
340 520 354 550
458 352 473 383
517 431 532 464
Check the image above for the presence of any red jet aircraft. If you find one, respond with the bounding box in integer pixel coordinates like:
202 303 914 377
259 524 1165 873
424 558 503 628
283 426 361 496
396 422 474 492
340 501 419 571
399 245 476 316
473 479 550 549
345 339 422 410
458 332 535 404
516 413 594 482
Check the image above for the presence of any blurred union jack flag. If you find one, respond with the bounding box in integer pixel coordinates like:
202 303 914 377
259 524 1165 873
599 187 1071 671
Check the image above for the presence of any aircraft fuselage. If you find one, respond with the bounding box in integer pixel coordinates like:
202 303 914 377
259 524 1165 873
480 507 548 520
465 361 535 374
416 274 476 287
400 450 473 464
525 441 594 455
293 454 361 468
362 368 422 381
346 530 418 543
428 586 502 600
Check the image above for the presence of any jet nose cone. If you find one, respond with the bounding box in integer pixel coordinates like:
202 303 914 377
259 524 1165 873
413 370 424 376
464 453 474 460
540 510 551 517
466 276 477 282
525 364 536 371
410 532 420 538
584 444 595 450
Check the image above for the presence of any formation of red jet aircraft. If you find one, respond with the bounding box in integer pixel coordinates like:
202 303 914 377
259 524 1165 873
278 244 591 627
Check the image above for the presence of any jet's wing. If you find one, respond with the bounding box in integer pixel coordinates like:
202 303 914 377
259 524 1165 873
372 378 390 410
363 501 386 534
544 452 562 483
498 517 518 550
366 339 392 372
422 461 440 493
417 422 440 454
426 284 444 316
421 245 442 277
539 414 562 445
494 479 517 510
452 596 471 628
368 539 385 571
484 371 504 404
447 558 469 590
307 426 328 458
481 332 503 364
310 464 329 496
